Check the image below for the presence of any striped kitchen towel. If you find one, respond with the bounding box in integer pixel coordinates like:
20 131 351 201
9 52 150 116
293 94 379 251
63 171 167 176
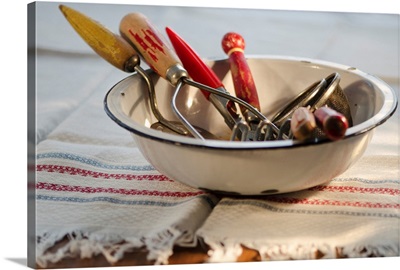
34 98 399 266
196 154 400 262
33 85 219 268
35 143 218 267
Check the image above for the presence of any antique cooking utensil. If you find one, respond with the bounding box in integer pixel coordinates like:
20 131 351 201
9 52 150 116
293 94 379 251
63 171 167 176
290 106 317 140
165 27 279 141
313 106 349 140
289 105 349 141
61 5 352 143
59 5 222 139
119 13 283 140
165 27 342 142
272 72 353 130
220 32 353 141
60 5 278 141
164 27 244 140
221 32 266 141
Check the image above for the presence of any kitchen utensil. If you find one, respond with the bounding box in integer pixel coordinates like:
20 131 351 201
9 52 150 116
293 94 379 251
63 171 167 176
59 5 223 140
165 26 276 141
164 27 244 140
220 32 353 142
221 32 271 141
271 72 353 131
59 5 136 72
104 56 397 195
61 6 348 143
290 106 316 140
314 106 349 140
119 13 283 141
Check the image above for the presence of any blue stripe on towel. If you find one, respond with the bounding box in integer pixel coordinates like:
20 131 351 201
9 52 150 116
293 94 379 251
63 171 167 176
37 152 155 171
37 194 218 209
219 200 400 219
332 177 400 185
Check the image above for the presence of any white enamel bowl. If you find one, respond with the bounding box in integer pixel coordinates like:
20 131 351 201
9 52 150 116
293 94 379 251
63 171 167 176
104 56 397 195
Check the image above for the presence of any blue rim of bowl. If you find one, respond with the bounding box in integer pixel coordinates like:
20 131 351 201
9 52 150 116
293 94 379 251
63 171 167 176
104 55 398 150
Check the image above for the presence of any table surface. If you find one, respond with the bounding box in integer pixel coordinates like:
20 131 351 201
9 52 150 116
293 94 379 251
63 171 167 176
30 2 399 268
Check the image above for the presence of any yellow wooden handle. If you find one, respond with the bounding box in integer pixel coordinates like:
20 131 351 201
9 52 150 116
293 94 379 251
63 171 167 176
59 5 138 72
119 13 187 85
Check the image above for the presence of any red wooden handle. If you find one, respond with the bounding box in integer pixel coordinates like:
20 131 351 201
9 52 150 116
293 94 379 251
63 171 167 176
165 27 224 100
314 107 349 141
222 32 261 114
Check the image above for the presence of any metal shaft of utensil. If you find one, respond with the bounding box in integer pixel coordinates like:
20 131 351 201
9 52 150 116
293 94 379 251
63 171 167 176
171 80 204 140
166 70 283 140
165 67 284 140
271 78 328 127
182 78 282 133
133 64 189 136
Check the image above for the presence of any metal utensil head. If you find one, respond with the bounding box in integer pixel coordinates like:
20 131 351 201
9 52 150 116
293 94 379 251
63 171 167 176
272 72 353 132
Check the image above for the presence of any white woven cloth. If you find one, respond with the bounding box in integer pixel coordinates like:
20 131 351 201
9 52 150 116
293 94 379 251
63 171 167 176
197 156 399 261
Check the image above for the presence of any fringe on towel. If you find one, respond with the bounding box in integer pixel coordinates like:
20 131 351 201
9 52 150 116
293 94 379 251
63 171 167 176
35 226 196 268
201 239 400 262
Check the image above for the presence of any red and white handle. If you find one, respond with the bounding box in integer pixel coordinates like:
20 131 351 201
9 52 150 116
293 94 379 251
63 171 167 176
119 13 187 85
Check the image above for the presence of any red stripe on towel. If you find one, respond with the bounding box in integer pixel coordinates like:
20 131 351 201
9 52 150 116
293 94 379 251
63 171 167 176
37 164 173 182
309 185 400 196
36 182 204 197
267 197 399 209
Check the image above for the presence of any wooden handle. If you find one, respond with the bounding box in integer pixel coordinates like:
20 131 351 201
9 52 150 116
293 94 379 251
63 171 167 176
290 107 316 140
222 32 261 114
119 13 187 85
314 107 349 141
59 5 138 72
165 26 223 100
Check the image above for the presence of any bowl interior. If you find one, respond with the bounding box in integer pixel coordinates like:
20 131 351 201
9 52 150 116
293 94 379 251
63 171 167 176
107 56 396 146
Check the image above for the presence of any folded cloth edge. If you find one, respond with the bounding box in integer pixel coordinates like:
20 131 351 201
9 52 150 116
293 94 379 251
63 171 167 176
200 236 400 262
36 224 200 267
